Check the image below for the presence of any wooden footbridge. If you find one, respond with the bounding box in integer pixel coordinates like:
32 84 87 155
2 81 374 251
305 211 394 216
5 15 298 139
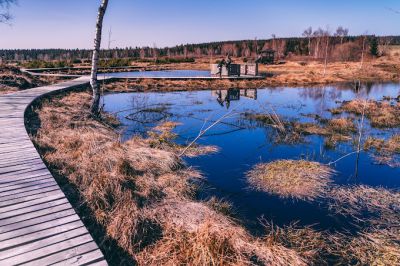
0 77 107 265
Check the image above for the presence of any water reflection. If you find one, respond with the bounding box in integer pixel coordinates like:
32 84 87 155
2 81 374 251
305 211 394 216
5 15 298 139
212 88 257 109
103 82 400 233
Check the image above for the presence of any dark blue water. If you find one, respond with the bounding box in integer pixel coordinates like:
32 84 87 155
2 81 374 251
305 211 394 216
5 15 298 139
109 70 211 78
103 83 400 234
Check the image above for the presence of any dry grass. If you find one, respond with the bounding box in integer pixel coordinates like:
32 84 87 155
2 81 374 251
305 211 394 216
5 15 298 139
147 120 220 158
364 135 400 167
29 90 306 265
332 99 400 128
245 112 355 147
103 56 400 92
327 185 400 265
342 228 400 266
327 185 400 226
0 65 66 95
262 221 334 265
247 160 334 201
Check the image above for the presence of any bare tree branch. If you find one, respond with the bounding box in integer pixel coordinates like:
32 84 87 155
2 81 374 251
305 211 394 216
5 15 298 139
179 107 240 157
0 0 17 23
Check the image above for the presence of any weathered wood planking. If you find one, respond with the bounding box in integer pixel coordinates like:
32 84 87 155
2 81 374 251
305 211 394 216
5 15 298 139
0 77 107 265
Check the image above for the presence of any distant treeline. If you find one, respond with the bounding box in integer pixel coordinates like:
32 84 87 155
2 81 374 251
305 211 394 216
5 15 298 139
1 35 399 63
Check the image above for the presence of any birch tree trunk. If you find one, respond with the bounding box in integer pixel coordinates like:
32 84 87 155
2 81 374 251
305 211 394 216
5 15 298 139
323 36 329 76
90 0 109 116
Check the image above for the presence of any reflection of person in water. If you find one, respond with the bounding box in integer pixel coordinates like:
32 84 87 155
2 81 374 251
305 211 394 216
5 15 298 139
216 90 224 106
216 90 230 107
217 59 226 78
216 89 236 109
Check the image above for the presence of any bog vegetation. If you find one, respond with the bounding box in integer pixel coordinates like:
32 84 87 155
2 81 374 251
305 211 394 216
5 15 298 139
27 88 400 265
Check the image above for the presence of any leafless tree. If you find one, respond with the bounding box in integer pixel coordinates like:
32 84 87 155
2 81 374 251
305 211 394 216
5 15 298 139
0 0 16 23
322 29 330 76
302 27 313 56
90 0 109 116
313 28 324 59
359 34 367 69
334 26 349 44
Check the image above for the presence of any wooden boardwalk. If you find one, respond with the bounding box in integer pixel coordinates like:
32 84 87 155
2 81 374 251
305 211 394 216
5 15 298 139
0 77 107 265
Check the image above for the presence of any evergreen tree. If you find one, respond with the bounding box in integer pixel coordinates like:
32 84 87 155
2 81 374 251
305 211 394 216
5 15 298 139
369 37 379 56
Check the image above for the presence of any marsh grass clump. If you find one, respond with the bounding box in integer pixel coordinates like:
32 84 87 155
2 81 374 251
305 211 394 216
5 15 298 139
243 112 304 144
136 216 306 266
364 135 400 166
262 221 334 265
326 185 400 265
147 120 219 157
342 228 400 266
331 99 400 128
205 196 235 217
244 111 356 147
327 185 400 226
29 90 308 265
247 160 334 201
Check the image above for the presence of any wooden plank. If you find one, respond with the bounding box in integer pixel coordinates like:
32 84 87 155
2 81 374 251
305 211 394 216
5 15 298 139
0 198 68 219
0 209 76 234
3 235 98 265
0 77 105 264
0 190 64 208
0 177 53 192
0 166 50 180
0 158 43 169
0 161 48 175
0 170 51 184
0 192 65 214
53 249 105 265
0 185 60 202
0 214 80 242
0 226 89 260
0 202 72 226
0 180 57 197
0 175 52 189
0 220 84 250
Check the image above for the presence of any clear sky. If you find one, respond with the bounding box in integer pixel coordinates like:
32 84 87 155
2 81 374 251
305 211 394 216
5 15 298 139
1 0 399 49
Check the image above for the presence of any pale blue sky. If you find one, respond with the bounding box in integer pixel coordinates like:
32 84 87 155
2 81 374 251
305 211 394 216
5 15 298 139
1 0 399 49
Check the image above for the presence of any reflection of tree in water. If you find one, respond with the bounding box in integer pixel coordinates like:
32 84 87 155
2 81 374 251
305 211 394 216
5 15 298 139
125 106 171 124
298 86 345 115
125 94 172 124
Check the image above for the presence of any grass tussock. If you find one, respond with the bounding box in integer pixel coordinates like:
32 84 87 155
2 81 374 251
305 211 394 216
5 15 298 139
342 228 400 266
247 160 334 201
327 185 400 226
147 121 220 157
244 112 355 147
327 185 400 265
331 99 400 128
30 90 306 265
262 221 334 265
364 135 400 167
136 214 306 266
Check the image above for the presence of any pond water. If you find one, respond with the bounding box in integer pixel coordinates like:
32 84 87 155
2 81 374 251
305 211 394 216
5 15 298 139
102 82 400 235
109 69 211 78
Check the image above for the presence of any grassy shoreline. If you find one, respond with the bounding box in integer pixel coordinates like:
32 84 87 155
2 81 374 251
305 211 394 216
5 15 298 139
24 85 400 265
26 89 307 265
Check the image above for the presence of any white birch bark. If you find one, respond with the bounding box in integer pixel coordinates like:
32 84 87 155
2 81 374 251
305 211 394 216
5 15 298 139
90 0 109 116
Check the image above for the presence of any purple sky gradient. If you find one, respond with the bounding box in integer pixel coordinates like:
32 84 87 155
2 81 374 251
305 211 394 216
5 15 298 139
1 0 399 49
